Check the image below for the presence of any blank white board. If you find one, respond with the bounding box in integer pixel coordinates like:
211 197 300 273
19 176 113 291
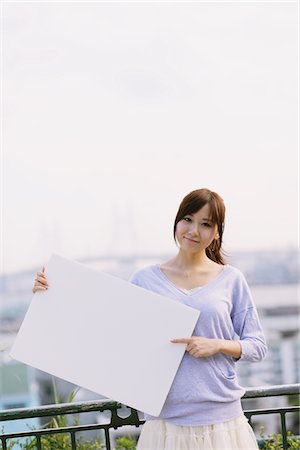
11 254 200 416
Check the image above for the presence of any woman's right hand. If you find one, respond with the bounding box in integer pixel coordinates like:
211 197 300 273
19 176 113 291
32 267 49 293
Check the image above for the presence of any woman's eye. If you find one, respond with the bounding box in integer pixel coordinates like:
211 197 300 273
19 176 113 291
183 217 192 222
203 223 212 227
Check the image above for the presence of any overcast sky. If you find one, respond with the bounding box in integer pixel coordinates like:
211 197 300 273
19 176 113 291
1 1 298 274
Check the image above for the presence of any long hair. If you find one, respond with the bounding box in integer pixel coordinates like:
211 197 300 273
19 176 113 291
173 188 226 265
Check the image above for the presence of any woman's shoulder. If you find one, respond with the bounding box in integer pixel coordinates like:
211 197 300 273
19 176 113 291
224 264 248 283
128 264 158 285
225 263 244 275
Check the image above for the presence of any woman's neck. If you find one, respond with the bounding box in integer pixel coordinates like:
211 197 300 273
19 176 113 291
169 250 214 271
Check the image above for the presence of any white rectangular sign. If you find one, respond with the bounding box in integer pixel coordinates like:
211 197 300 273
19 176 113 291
11 254 200 416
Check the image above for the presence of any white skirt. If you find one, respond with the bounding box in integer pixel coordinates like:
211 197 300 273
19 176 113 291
136 415 259 450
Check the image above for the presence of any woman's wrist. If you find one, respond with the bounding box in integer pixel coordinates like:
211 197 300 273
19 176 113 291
218 339 242 359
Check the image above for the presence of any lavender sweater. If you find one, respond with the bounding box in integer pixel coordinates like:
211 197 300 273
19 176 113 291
129 263 267 426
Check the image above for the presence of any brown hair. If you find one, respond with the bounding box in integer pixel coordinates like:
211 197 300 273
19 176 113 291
173 188 226 265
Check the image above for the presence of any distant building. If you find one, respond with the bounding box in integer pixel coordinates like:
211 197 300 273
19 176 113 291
0 351 40 433
0 250 299 437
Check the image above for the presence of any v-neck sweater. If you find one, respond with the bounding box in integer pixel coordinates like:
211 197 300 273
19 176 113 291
129 263 267 426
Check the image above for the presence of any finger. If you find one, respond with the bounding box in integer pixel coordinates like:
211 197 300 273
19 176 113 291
37 272 46 278
170 338 192 344
35 276 48 286
37 266 46 278
32 286 47 293
35 281 48 289
36 275 47 282
34 278 48 289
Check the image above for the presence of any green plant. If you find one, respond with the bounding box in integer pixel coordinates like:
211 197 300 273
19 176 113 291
259 426 300 449
6 434 104 449
1 380 105 449
115 434 137 450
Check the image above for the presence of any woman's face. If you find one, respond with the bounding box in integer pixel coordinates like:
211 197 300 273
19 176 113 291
175 204 219 253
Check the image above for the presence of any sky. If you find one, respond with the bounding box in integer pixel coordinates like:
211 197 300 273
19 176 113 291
1 0 298 274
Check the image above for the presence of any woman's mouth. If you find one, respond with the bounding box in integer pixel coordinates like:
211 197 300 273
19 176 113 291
184 237 200 243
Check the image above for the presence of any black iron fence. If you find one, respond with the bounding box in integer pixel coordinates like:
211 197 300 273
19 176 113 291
0 384 299 450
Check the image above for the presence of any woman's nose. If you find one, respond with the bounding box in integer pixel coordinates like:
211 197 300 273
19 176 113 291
190 223 199 234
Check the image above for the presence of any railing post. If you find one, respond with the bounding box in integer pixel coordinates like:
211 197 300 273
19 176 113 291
280 412 288 450
36 434 42 450
0 437 7 450
104 428 111 450
70 431 77 449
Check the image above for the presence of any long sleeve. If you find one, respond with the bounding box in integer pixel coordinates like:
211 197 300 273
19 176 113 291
231 272 268 362
126 263 268 425
232 306 267 361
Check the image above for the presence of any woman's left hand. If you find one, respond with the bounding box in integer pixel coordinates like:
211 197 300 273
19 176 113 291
171 336 221 358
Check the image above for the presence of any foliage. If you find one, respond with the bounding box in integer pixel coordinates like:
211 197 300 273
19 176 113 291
0 380 142 449
14 433 104 450
1 380 104 449
114 435 137 450
259 426 300 449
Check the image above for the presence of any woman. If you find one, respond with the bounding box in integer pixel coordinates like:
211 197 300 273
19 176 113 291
33 188 267 450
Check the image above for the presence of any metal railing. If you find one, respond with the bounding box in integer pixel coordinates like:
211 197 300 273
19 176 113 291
0 384 299 450
243 384 300 449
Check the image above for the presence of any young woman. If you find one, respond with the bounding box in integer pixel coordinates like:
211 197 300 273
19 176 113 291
33 188 267 450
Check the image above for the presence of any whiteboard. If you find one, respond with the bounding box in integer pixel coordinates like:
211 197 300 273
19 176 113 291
10 254 200 416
